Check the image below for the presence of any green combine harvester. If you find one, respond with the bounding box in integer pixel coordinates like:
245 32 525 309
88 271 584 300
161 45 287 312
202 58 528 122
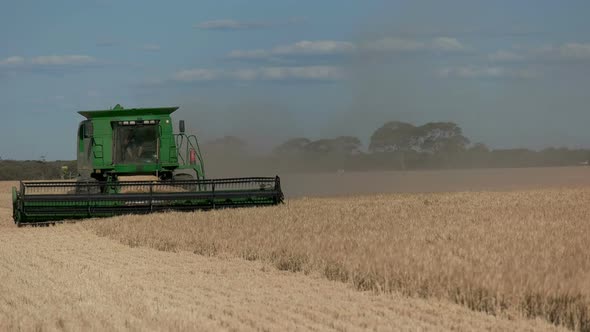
12 105 283 226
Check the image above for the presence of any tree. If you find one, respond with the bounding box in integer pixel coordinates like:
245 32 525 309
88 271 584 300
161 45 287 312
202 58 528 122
369 121 469 154
469 142 490 153
369 121 418 152
304 136 362 155
418 122 470 154
331 136 362 155
304 139 332 153
273 138 311 155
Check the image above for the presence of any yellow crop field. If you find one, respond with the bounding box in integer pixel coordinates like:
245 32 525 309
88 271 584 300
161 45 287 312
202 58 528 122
85 186 590 331
1 167 589 331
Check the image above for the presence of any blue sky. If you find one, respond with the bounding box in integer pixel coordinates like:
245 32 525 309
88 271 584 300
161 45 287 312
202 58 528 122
2 0 590 160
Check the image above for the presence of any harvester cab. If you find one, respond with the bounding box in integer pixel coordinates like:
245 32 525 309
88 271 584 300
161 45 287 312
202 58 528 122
76 104 203 184
12 105 284 225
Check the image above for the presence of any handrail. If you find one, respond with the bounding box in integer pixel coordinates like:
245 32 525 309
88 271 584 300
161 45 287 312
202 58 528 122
174 133 206 179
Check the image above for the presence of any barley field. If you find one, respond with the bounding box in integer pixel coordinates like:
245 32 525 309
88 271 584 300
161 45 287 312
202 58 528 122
2 167 589 331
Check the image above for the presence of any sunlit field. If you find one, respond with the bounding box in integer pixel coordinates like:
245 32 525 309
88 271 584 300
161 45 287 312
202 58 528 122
2 167 589 330
86 186 590 331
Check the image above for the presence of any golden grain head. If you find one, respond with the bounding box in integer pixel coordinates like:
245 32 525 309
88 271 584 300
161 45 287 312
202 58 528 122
1 168 588 331
84 186 590 331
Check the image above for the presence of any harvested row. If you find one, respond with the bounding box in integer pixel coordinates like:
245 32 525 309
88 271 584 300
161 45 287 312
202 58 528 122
85 187 590 331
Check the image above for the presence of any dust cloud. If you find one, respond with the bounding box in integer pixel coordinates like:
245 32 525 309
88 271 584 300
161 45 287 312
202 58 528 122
174 97 304 155
155 2 590 199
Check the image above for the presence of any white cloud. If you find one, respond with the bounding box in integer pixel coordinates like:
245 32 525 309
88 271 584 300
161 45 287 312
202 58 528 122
0 56 25 66
229 37 466 60
195 17 304 31
0 55 100 73
439 66 503 78
273 40 356 56
513 43 590 62
228 40 355 60
232 69 260 80
431 37 466 51
488 50 525 62
30 55 97 66
227 49 270 60
173 69 221 82
438 66 537 79
195 19 267 30
257 66 344 80
364 37 425 52
172 66 344 82
364 37 466 52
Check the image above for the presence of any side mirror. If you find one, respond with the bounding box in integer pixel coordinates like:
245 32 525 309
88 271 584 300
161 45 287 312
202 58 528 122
85 122 94 138
179 120 185 133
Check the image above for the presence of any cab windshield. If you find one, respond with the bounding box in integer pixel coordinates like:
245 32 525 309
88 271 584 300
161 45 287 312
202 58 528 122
113 124 159 164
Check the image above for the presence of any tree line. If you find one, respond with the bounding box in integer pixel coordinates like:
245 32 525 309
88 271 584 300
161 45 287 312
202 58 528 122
204 120 590 174
271 121 470 156
0 160 77 181
1 120 588 180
